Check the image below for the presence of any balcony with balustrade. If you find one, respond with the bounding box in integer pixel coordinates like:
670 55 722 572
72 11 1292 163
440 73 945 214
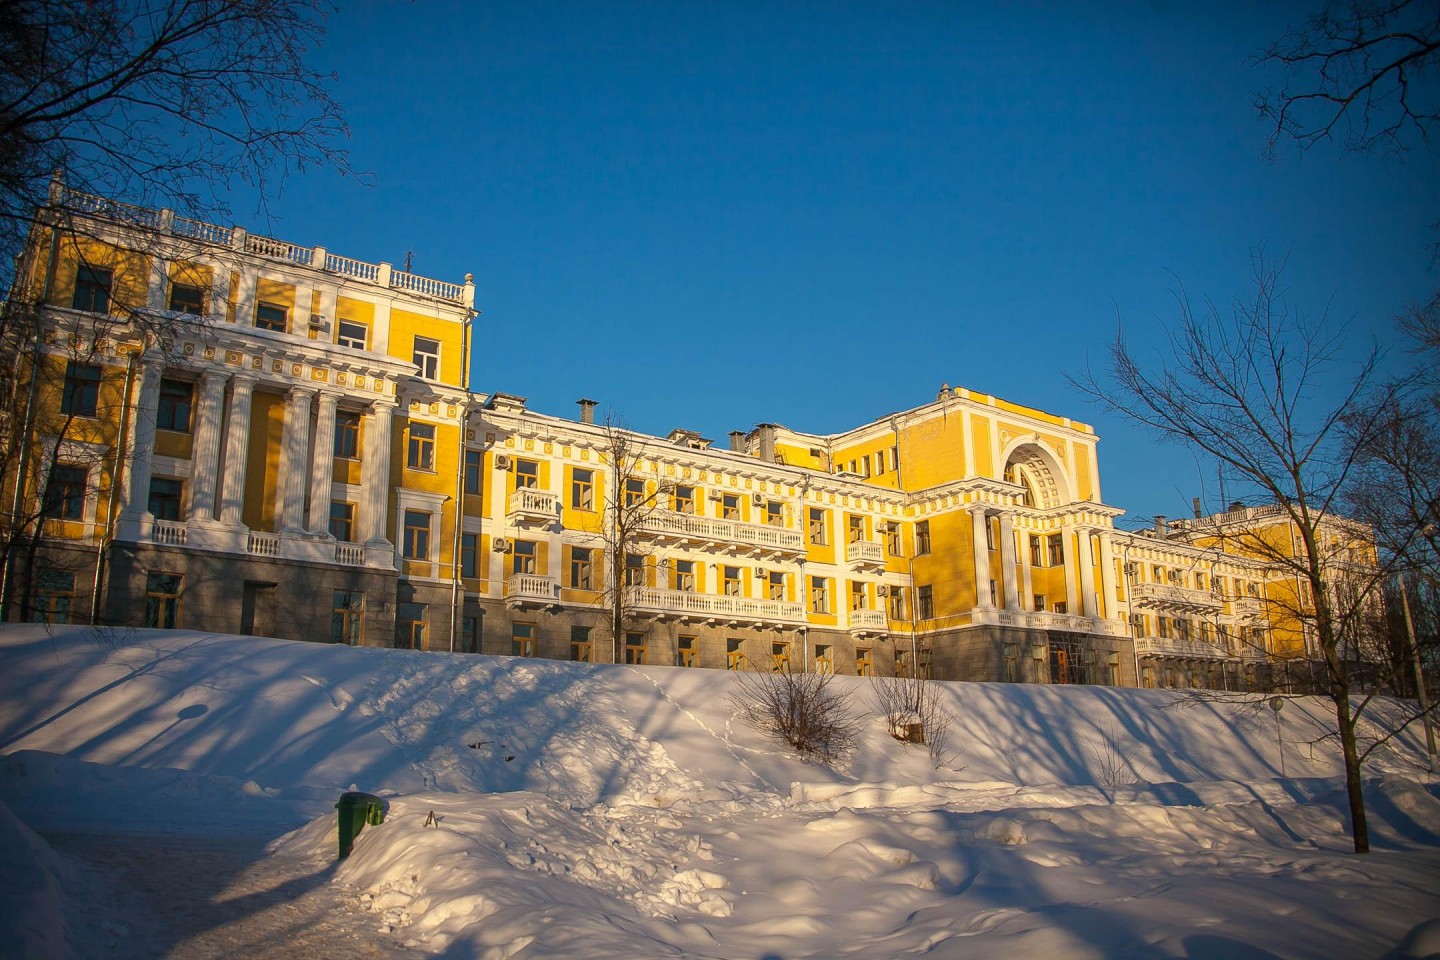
634 509 805 558
1134 635 1234 660
845 539 886 570
505 574 561 609
507 488 560 526
847 607 889 636
629 586 806 626
1130 581 1224 615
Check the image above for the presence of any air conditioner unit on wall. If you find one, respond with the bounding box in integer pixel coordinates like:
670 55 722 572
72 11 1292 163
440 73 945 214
755 567 769 579
495 454 512 470
877 585 890 597
308 314 327 329
492 537 512 553
708 491 725 502
752 493 765 506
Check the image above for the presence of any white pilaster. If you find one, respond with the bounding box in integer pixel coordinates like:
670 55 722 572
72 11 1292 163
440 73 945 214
1097 531 1116 621
307 391 340 534
187 370 228 522
971 507 993 609
218 375 257 526
233 272 257 326
275 386 315 534
361 400 396 546
147 256 169 311
291 283 313 329
998 513 1020 610
1064 527 1080 614
118 357 165 519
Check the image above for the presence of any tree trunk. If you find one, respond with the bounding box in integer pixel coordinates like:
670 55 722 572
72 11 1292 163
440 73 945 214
1332 689 1370 853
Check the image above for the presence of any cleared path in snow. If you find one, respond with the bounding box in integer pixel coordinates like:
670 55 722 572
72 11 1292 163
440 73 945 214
46 832 427 960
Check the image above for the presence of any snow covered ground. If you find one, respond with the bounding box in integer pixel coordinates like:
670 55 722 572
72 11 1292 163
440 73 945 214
1 624 1437 959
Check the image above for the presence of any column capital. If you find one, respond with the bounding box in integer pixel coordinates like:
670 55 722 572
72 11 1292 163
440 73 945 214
229 372 258 389
198 367 229 386
286 383 317 402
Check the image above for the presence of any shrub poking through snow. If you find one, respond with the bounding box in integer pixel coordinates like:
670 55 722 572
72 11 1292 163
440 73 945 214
1084 722 1142 797
868 676 955 765
731 665 861 763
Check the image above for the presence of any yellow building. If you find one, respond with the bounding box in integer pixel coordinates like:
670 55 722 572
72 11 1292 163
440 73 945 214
4 185 1362 688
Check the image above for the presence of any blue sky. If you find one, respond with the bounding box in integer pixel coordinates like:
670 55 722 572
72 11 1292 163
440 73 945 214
239 1 1439 526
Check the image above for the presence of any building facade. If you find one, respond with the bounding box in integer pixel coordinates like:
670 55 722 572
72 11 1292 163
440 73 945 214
2 186 1346 689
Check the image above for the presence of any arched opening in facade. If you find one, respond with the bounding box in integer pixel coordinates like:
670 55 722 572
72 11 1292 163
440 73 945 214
1001 441 1071 510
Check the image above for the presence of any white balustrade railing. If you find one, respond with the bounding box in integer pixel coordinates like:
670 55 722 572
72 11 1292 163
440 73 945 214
245 233 313 264
846 539 884 564
324 253 381 282
1135 635 1231 660
508 487 560 519
153 520 187 546
335 542 364 566
637 509 804 553
392 271 464 301
630 586 806 623
504 574 560 603
1132 581 1224 612
248 532 280 557
848 608 888 631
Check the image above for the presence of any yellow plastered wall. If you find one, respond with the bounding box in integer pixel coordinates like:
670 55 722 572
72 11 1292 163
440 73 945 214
254 278 296 328
912 511 977 617
561 463 605 533
773 441 826 471
334 296 376 347
242 392 285 531
392 308 464 384
896 415 970 490
805 505 836 565
48 238 149 312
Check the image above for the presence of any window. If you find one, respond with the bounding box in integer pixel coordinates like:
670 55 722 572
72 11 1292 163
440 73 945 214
771 641 790 672
329 501 355 541
720 494 740 520
515 459 539 489
462 614 482 654
462 533 479 578
624 478 646 507
723 565 741 596
673 559 695 592
413 335 440 379
726 638 746 671
874 451 886 476
44 464 87 519
673 485 695 514
917 584 934 620
885 523 901 556
856 647 872 677
32 570 75 624
148 477 184 521
570 625 592 662
815 644 833 674
570 547 593 589
989 579 998 606
677 635 697 668
407 421 435 471
464 450 482 495
808 508 827 545
337 320 368 349
169 283 204 315
764 500 783 526
1047 534 1064 567
625 632 647 665
156 379 193 431
1053 601 1068 615
915 520 931 555
334 412 360 459
398 602 427 649
1030 536 1043 567
331 591 364 645
886 585 905 621
507 539 537 576
985 517 995 551
511 622 536 657
850 580 866 610
809 576 829 614
766 571 785 601
255 301 287 332
890 446 899 472
624 553 644 586
1033 594 1047 612
402 510 431 560
72 265 113 312
571 469 594 510
1004 644 1020 682
847 515 865 544
144 573 182 628
61 362 101 417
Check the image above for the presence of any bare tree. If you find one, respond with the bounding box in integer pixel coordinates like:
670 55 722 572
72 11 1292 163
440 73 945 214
732 665 861 764
1075 257 1419 853
868 674 954 765
0 0 351 290
596 413 672 664
1257 0 1440 156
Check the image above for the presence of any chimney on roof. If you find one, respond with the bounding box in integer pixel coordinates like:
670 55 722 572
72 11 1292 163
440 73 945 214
576 398 597 424
728 431 746 452
1193 497 1202 519
1154 515 1167 536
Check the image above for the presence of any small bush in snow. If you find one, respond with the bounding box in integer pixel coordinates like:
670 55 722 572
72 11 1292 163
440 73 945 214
868 675 955 765
1084 724 1141 797
731 666 861 764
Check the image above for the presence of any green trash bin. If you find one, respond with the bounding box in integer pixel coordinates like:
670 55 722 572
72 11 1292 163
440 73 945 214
335 791 385 859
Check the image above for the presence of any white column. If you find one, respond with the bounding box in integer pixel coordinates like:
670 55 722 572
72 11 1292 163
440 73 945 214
218 375 257 526
1097 531 1117 621
360 400 396 545
275 386 314 534
998 513 1020 611
308 391 340 534
1021 533 1035 610
1077 527 1097 617
118 357 165 519
1064 527 1080 614
971 507 993 609
187 370 228 523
